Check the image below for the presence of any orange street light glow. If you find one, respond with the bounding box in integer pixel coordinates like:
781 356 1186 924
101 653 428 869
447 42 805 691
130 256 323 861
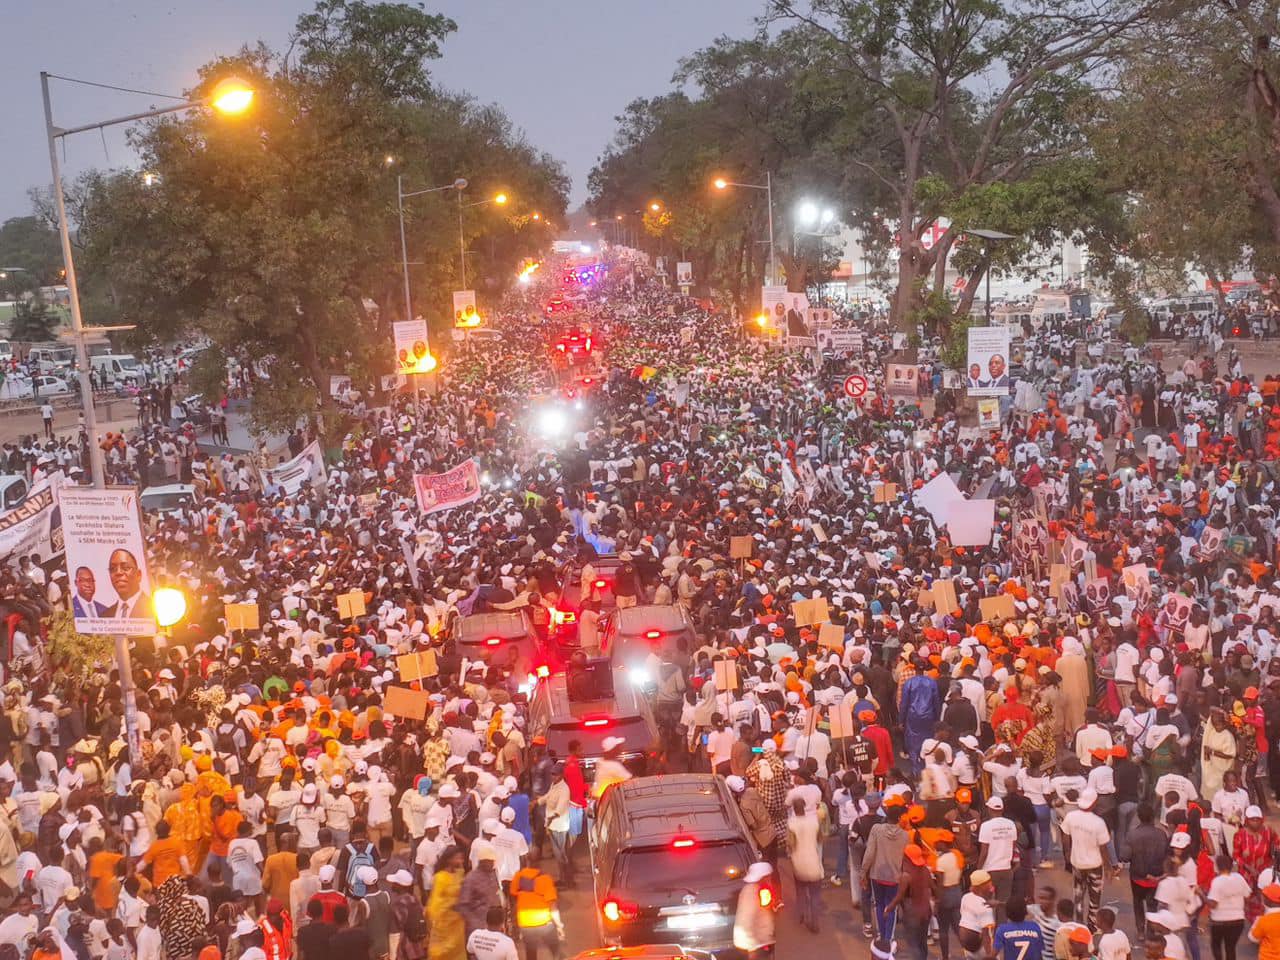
494 193 508 205
210 78 254 115
714 178 728 190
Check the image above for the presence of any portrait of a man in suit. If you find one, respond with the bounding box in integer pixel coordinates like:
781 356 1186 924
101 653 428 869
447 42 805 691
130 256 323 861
106 548 150 620
71 566 108 618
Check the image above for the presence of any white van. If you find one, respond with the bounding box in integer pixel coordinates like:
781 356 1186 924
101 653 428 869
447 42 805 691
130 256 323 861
28 345 74 374
90 353 145 386
0 341 12 364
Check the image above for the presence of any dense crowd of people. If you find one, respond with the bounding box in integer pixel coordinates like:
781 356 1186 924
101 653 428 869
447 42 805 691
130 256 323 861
2 255 1280 960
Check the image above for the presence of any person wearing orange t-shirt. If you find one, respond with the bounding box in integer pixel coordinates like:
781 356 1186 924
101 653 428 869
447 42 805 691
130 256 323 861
140 821 190 888
1249 883 1280 960
87 842 125 913
208 794 243 880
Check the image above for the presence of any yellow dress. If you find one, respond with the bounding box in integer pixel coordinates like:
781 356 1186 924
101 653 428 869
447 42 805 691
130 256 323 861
426 868 465 960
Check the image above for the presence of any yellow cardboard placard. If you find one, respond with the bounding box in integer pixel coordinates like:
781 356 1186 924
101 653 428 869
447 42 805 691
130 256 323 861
812 523 828 543
338 590 367 620
818 622 845 651
713 659 739 691
932 579 959 616
397 650 439 682
874 482 898 504
1049 563 1070 600
224 603 259 632
979 594 1016 621
792 597 830 627
729 535 754 560
383 685 429 720
828 702 855 739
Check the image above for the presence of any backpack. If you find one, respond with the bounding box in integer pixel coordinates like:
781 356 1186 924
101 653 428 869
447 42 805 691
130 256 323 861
345 841 376 897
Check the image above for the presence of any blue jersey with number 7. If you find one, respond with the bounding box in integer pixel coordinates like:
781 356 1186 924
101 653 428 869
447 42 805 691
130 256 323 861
994 922 1045 960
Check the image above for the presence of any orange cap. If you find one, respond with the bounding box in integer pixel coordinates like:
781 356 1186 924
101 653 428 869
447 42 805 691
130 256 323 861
1070 927 1094 946
1245 686 1260 699
904 844 927 866
956 787 972 804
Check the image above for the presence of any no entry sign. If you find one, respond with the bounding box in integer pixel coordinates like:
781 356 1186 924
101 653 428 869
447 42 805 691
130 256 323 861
843 374 868 398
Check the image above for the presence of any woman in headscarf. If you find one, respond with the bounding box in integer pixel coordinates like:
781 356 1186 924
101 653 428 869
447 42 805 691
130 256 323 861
1233 806 1278 921
157 877 208 960
1201 707 1238 802
163 784 207 874
426 847 466 960
1017 703 1059 771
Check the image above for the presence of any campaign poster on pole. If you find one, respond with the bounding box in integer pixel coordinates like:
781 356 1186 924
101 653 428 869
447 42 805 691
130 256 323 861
393 319 435 375
452 290 480 328
761 285 789 335
676 262 693 285
966 326 1012 396
0 472 63 563
414 459 483 516
59 486 156 636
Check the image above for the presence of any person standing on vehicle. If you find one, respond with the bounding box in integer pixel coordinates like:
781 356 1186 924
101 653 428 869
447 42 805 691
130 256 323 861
40 400 53 440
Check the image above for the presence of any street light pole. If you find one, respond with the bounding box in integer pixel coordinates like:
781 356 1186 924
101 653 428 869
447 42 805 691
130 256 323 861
458 190 467 290
42 72 102 489
765 170 776 286
41 70 253 772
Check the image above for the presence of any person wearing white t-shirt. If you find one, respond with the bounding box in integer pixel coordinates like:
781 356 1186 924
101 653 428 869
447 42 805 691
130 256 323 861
1206 853 1251 960
977 796 1018 918
1061 789 1114 929
959 870 997 956
466 907 520 960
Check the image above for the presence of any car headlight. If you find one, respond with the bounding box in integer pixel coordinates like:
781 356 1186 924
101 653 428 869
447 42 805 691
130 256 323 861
629 668 651 687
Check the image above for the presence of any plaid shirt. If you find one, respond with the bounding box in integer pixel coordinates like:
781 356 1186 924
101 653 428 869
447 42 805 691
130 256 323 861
746 754 790 838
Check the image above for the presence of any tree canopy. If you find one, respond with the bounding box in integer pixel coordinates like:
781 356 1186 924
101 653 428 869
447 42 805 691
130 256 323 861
46 0 568 434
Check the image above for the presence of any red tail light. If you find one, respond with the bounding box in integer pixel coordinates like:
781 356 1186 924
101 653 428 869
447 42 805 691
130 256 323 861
484 637 502 646
759 885 774 908
536 665 550 678
582 717 611 728
671 837 696 849
602 898 639 923
594 579 607 588
645 630 661 639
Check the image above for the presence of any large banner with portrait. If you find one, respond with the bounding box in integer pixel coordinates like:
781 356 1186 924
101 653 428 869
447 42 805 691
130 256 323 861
414 459 483 516
59 486 155 636
260 440 326 496
393 319 435 376
966 326 1012 396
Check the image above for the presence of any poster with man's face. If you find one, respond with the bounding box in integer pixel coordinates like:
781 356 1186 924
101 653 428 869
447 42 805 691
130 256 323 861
1200 525 1224 559
1085 577 1111 613
966 326 1012 397
1162 592 1194 633
59 487 155 637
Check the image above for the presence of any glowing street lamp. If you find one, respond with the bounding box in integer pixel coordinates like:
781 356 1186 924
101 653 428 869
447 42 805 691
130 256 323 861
210 77 255 115
153 587 188 629
649 200 663 212
712 173 776 283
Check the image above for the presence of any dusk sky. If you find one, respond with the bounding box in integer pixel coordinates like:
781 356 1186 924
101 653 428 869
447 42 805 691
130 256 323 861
0 0 764 224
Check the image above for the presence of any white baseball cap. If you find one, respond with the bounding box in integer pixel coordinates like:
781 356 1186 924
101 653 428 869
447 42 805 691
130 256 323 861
602 736 626 752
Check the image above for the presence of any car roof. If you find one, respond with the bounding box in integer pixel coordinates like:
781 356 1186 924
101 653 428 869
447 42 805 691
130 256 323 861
539 665 643 721
614 604 690 633
140 484 195 497
610 775 743 844
456 610 531 641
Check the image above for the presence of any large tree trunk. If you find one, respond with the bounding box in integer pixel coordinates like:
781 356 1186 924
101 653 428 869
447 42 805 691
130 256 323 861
779 249 809 293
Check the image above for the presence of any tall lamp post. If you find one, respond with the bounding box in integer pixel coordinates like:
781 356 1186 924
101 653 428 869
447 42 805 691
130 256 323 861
397 175 467 350
714 173 776 285
965 228 1016 324
41 71 253 769
42 72 254 488
457 189 508 289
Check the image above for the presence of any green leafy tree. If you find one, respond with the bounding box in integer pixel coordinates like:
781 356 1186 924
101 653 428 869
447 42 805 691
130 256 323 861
0 216 63 298
768 0 1152 330
47 0 567 435
45 610 114 682
10 296 58 342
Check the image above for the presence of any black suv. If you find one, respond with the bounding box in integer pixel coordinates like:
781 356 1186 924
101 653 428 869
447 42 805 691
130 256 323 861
591 775 759 953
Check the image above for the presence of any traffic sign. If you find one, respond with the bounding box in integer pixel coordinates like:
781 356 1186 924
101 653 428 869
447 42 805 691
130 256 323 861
843 374 868 398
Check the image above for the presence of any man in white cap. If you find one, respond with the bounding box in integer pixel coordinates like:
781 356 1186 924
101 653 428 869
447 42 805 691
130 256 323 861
414 810 448 895
977 795 1017 922
1060 787 1114 929
491 806 529 885
733 861 777 958
591 737 631 799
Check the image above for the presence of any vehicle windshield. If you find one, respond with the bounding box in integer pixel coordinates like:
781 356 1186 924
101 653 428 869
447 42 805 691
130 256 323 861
617 842 750 890
141 491 191 511
116 356 139 369
548 714 649 758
